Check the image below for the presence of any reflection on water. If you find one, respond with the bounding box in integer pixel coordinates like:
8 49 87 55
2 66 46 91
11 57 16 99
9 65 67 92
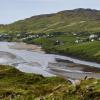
0 42 100 79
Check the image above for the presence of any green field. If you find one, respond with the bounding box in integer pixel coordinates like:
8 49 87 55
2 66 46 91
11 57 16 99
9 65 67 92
53 41 100 63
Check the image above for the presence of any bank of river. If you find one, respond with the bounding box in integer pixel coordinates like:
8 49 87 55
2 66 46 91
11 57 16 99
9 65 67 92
0 42 100 80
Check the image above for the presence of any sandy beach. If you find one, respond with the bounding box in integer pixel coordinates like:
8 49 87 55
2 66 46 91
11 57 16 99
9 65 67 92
9 42 45 53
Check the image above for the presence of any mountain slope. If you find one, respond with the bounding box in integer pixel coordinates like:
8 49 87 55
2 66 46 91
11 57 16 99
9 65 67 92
1 8 100 34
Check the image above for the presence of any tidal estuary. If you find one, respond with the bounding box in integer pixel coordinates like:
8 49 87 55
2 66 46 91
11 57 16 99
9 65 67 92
0 42 100 79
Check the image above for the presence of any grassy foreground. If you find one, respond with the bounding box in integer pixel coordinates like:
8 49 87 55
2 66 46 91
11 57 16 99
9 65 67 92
0 65 100 100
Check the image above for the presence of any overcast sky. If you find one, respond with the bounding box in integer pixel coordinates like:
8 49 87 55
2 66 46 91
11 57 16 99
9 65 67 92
0 0 100 24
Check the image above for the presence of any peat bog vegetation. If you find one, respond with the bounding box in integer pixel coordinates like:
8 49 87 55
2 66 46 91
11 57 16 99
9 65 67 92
0 65 100 100
0 8 100 100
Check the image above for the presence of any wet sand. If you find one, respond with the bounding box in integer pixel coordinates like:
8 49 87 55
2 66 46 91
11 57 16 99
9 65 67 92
55 60 100 73
68 63 100 73
48 61 100 79
47 68 100 80
9 42 45 53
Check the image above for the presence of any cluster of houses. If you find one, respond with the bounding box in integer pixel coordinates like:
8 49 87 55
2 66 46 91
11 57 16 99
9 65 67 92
75 34 100 43
0 34 10 38
0 34 12 41
19 33 54 41
0 32 100 45
0 33 55 41
89 34 100 41
0 32 64 45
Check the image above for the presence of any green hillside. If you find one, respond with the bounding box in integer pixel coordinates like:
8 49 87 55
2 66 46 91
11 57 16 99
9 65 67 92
1 8 100 34
0 65 100 100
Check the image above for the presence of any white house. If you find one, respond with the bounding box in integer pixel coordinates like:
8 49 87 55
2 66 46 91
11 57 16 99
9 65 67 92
91 39 94 42
89 34 98 39
75 40 79 43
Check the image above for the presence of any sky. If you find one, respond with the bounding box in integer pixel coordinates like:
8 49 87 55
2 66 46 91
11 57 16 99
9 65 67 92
0 0 100 24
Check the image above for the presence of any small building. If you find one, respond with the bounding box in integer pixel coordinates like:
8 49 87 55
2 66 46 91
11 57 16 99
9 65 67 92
75 40 79 43
91 39 94 42
55 40 64 45
73 33 77 36
98 38 100 41
89 34 98 40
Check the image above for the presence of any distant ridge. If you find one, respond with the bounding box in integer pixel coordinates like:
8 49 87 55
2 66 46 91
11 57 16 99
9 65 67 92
0 8 100 33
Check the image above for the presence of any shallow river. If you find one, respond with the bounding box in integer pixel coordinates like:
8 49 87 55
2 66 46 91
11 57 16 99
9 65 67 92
0 42 100 79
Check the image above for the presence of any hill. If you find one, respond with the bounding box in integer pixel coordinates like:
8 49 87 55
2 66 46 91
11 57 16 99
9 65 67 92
0 8 100 34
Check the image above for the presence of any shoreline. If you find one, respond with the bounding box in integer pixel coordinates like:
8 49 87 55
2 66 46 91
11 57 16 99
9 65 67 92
10 42 100 67
10 42 100 68
8 42 45 53
44 50 100 64
0 41 100 80
1 41 100 64
14 42 100 79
